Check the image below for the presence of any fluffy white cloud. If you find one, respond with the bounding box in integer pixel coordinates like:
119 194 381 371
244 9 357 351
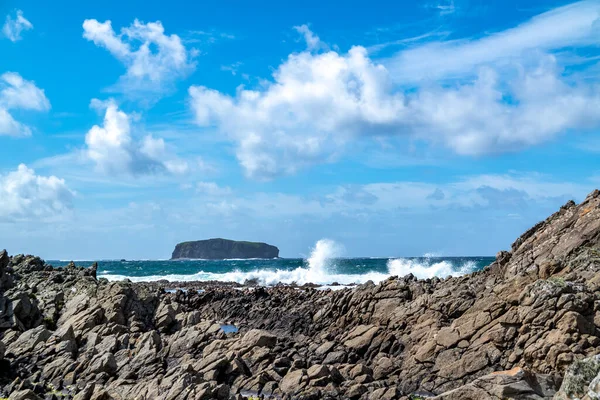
83 19 196 95
408 59 600 155
2 10 33 42
190 16 600 179
85 100 188 175
0 72 50 111
0 72 50 136
0 164 74 221
190 45 407 179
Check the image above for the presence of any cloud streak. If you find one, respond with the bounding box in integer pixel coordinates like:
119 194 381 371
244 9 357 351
386 0 600 83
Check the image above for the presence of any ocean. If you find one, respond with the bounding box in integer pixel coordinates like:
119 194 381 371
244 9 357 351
48 240 494 286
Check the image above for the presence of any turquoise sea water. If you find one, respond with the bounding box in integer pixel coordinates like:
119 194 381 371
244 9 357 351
48 256 494 286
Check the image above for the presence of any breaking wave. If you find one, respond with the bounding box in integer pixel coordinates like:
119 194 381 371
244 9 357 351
99 240 480 285
387 258 476 280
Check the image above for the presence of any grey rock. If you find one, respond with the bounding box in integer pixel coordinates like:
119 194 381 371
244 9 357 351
6 325 50 356
323 350 346 365
8 389 42 400
241 329 277 348
87 353 117 375
279 369 307 394
433 367 560 399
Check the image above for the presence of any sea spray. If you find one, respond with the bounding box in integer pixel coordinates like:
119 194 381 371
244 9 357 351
305 239 345 282
386 258 476 279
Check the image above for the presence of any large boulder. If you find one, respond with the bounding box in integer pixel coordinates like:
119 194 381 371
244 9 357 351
8 389 42 400
6 325 50 357
241 329 277 348
555 355 600 400
432 367 560 399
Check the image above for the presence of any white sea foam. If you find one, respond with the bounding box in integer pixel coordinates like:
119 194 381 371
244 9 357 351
386 258 475 280
99 240 478 285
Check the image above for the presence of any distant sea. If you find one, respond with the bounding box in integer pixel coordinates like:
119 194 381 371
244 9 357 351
48 240 493 286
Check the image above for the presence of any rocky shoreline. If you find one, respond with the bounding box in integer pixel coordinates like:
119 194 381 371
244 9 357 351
1 189 600 399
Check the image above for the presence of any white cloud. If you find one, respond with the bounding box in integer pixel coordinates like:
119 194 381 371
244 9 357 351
408 58 600 155
0 164 74 222
0 72 50 136
0 108 25 136
2 10 33 42
190 13 600 178
0 72 50 111
190 44 407 179
386 0 600 83
82 19 196 95
85 100 188 175
195 181 232 196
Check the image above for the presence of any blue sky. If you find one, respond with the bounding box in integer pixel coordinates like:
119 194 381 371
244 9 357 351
1 0 599 259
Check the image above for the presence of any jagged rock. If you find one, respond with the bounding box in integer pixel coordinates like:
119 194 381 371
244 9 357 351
0 190 599 399
315 341 335 356
8 389 42 400
323 350 346 365
432 367 560 399
307 364 329 380
6 325 50 356
72 383 95 400
154 300 179 332
241 329 277 348
280 369 307 394
554 355 600 399
86 353 117 375
345 384 367 399
344 325 379 352
373 356 394 380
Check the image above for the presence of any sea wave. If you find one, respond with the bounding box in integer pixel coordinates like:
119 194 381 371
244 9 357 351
99 239 478 285
387 258 477 280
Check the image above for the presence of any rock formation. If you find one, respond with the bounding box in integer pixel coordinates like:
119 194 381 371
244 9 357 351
171 239 279 260
0 189 599 399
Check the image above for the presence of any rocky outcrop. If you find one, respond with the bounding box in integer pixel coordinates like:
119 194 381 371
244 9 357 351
171 238 279 259
0 189 599 399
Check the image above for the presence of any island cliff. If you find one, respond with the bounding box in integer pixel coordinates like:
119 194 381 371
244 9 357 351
171 238 279 259
1 190 600 399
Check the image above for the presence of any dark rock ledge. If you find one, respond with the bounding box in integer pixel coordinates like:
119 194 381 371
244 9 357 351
0 189 599 399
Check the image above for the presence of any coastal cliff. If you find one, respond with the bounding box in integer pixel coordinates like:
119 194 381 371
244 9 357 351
171 238 279 259
0 190 599 399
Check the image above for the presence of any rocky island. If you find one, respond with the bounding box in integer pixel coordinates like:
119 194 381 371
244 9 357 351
171 239 279 260
0 190 600 399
